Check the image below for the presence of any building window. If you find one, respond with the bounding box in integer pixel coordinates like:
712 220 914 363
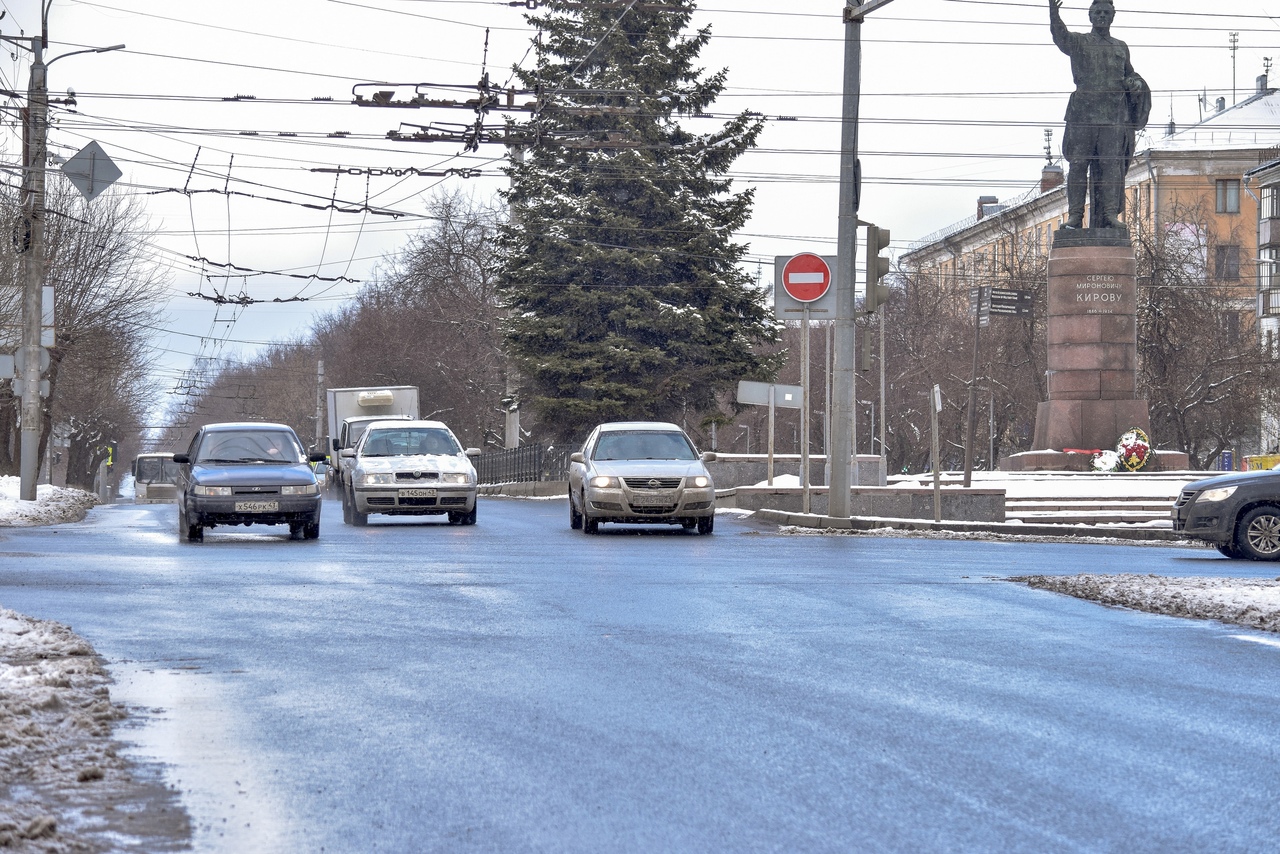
1215 244 1241 281
1264 186 1280 220
1216 179 1241 213
1262 247 1279 291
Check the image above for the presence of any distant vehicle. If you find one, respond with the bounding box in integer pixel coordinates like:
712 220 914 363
1172 469 1280 559
568 421 716 535
340 419 480 526
173 422 325 543
132 453 181 503
326 386 420 496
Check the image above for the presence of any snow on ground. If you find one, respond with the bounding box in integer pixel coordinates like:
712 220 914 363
0 481 188 851
1014 574 1280 634
0 476 100 528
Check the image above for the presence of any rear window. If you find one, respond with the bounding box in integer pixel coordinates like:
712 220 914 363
196 430 304 464
135 456 181 483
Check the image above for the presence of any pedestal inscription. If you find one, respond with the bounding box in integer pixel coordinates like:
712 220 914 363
1031 240 1151 452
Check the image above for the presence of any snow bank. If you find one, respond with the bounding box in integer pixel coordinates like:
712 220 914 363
1015 574 1280 633
0 477 99 528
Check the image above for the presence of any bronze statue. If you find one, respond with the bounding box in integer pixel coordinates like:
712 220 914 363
1049 0 1151 229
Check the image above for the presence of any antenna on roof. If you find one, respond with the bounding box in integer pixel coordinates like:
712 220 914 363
1043 129 1054 164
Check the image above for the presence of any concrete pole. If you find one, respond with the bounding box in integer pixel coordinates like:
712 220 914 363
829 2 863 518
18 39 47 502
315 360 326 451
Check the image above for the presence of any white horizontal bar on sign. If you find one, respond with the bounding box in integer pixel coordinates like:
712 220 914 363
786 273 826 284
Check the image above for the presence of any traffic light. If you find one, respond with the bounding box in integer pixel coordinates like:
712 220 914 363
864 224 892 312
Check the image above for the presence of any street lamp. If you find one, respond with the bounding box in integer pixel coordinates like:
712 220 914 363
8 21 124 500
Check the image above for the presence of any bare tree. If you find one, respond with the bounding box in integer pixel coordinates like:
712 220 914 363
0 181 167 486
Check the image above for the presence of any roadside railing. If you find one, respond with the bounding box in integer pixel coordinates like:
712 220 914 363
476 443 571 485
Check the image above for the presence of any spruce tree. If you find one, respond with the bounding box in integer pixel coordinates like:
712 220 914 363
497 0 780 442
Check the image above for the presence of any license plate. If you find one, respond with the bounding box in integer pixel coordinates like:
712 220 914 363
235 500 278 512
630 492 674 506
399 488 437 498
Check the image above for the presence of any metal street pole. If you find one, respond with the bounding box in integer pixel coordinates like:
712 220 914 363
831 0 896 517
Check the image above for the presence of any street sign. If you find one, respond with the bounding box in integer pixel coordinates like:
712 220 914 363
989 287 1033 317
773 254 837 315
62 141 122 202
737 380 803 409
780 253 831 303
969 286 990 328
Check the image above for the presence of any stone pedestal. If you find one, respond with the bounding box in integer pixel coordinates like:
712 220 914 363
1030 230 1151 452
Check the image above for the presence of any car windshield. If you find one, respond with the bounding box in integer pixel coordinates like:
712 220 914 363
361 427 461 457
196 431 304 464
592 430 696 461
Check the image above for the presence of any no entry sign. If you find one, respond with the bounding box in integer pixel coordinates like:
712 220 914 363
780 253 831 302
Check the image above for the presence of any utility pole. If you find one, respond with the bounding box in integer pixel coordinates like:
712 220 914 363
831 0 895 518
16 33 48 502
7 11 123 501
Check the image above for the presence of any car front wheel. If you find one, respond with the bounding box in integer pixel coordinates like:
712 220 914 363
569 489 583 530
697 515 714 535
1237 505 1280 560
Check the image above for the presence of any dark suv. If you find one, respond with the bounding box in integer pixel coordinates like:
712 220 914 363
174 422 325 542
1171 467 1280 560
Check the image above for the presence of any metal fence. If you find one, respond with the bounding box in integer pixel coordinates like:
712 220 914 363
476 443 571 485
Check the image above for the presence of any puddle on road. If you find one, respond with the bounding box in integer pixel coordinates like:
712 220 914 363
109 662 296 853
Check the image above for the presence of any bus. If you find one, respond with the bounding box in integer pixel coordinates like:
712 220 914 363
132 453 181 503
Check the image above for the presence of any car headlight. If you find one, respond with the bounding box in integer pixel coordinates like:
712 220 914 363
193 485 232 496
1196 485 1237 504
281 483 319 495
360 472 396 486
441 472 470 484
691 475 711 488
590 475 619 488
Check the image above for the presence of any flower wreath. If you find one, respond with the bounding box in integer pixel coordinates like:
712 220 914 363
1091 427 1151 472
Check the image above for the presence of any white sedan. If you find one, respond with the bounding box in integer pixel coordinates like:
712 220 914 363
568 421 716 535
340 420 480 526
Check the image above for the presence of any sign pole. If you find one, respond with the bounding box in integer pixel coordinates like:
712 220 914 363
767 384 776 486
801 307 811 515
932 384 942 522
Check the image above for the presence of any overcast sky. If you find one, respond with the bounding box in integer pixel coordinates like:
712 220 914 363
4 0 1277 410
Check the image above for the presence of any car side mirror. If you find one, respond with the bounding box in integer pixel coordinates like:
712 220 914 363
340 448 355 459
309 451 327 463
172 453 189 464
464 448 481 458
570 452 585 464
701 451 717 463
331 438 340 452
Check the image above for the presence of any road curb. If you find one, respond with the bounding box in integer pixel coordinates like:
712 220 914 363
751 508 1188 541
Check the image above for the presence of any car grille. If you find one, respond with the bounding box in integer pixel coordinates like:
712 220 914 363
631 504 678 515
400 496 438 507
1173 489 1196 510
623 477 683 490
232 487 280 496
395 471 440 482
440 496 468 506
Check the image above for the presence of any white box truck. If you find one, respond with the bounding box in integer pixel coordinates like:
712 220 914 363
326 386 420 490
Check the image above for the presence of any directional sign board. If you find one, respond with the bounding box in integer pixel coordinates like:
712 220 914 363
969 286 991 328
737 380 803 409
989 287 1033 317
774 254 837 315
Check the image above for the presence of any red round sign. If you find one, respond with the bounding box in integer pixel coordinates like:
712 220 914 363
781 253 831 302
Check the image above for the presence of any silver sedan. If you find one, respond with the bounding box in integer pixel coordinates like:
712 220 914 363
568 421 716 534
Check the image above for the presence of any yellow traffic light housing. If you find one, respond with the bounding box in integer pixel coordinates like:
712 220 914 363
864 225 891 312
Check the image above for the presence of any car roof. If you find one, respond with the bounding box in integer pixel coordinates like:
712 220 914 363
201 422 296 433
363 419 451 430
594 421 684 433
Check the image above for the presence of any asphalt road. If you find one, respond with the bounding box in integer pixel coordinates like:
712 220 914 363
2 497 1279 852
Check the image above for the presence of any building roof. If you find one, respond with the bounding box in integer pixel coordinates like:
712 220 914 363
1145 87 1280 154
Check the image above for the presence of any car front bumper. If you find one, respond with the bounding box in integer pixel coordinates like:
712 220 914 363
354 485 477 515
188 494 321 528
584 485 715 523
1171 499 1237 545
